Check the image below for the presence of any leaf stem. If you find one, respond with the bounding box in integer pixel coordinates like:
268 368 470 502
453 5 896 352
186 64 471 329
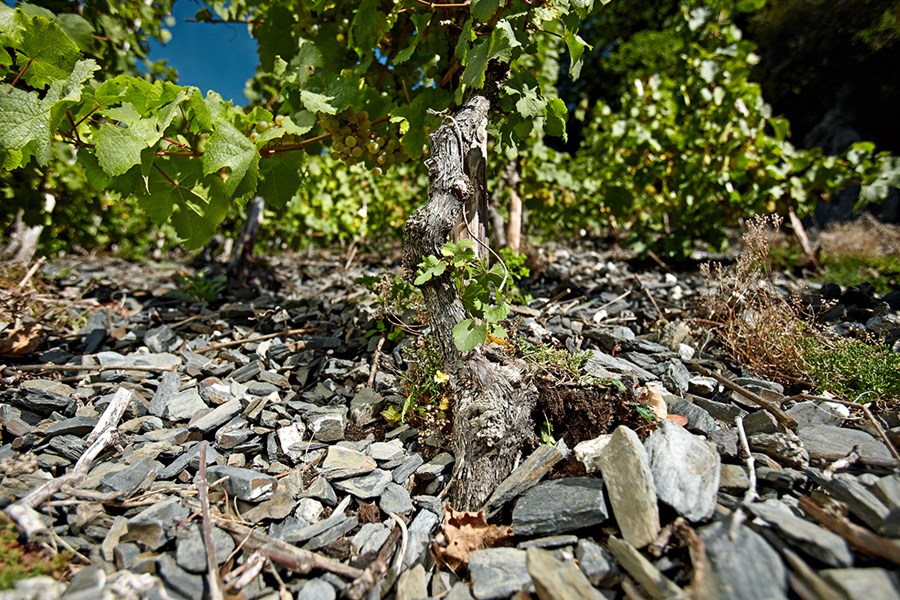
10 58 33 87
153 163 179 188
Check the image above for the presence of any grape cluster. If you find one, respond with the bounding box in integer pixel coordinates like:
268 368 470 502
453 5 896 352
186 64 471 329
320 111 403 176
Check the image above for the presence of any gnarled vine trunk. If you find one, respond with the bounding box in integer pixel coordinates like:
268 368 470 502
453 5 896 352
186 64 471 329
403 96 536 510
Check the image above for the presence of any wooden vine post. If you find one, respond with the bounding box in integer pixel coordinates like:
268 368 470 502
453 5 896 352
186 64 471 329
403 96 537 510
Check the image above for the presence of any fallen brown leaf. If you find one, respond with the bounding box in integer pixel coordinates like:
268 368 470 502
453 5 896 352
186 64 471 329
0 321 42 357
667 414 689 427
430 504 513 573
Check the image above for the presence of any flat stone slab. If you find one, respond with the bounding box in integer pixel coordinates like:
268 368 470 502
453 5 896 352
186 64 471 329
512 477 608 537
645 420 720 521
700 520 787 600
747 499 853 567
798 424 892 462
595 426 660 548
469 548 533 600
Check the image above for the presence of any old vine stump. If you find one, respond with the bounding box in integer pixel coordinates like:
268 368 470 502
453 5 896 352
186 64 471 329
403 96 537 510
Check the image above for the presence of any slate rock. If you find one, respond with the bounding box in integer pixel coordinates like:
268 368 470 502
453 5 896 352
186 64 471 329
205 465 277 502
379 481 414 515
786 400 848 428
742 410 779 435
144 325 182 353
125 497 192 550
517 535 579 549
403 509 441 569
45 416 98 437
809 470 891 533
483 442 568 516
663 396 718 436
469 548 533 600
700 520 787 600
718 464 750 491
749 433 810 468
175 523 235 573
645 420 720 521
297 579 336 600
349 387 385 425
575 539 619 587
320 445 377 480
306 406 348 442
746 498 853 567
512 477 608 537
526 547 603 600
798 424 893 462
821 568 900 599
189 398 242 433
396 564 429 600
584 350 657 383
156 388 208 422
605 536 683 599
62 564 105 600
393 453 425 484
692 397 748 422
333 469 392 499
416 451 454 479
595 426 660 548
157 553 205 600
158 443 220 480
96 351 180 370
351 522 391 557
100 457 162 496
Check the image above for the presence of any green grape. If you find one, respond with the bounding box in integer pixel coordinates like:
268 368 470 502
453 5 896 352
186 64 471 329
351 146 363 158
367 140 379 154
274 115 285 126
372 166 383 176
376 154 387 165
345 135 357 148
357 111 368 122
256 121 270 132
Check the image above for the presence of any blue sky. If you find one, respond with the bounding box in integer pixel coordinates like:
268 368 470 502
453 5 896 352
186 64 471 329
148 2 259 105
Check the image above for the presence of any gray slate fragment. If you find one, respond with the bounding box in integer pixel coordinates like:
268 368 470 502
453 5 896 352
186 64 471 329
786 401 847 428
747 499 853 567
808 470 891 533
189 398 242 432
125 497 192 550
584 349 657 383
662 360 692 395
300 475 338 506
799 424 893 462
304 515 358 550
396 564 429 600
575 539 619 587
100 457 162 496
45 416 98 437
645 420 720 521
97 350 180 369
156 554 205 600
664 396 718 435
700 520 787 600
349 387 385 425
156 388 208 422
527 547 603 600
483 441 568 516
206 465 277 502
297 579 336 600
158 443 220 480
393 453 425 484
144 325 182 353
148 371 181 418
379 481 414 515
367 441 405 463
692 397 748 422
606 536 684 599
469 548 534 600
62 565 105 600
596 426 660 548
512 477 608 537
175 523 235 573
416 451 454 479
742 410 779 435
402 509 441 569
718 465 750 491
821 568 900 599
749 433 810 468
333 468 392 499
320 445 377 480
517 535 579 549
351 522 391 556
281 497 352 544
307 406 348 442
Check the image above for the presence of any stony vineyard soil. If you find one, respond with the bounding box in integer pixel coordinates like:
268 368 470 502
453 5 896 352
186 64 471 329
0 245 898 600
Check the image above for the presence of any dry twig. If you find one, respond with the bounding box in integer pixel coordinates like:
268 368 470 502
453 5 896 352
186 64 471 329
689 362 797 430
798 496 900 566
198 443 224 600
191 326 319 353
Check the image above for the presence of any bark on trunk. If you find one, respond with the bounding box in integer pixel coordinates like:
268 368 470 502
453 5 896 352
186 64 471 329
403 96 536 510
228 196 265 281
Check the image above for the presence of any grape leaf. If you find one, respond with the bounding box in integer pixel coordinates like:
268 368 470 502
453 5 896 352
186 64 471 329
483 303 509 324
95 104 165 176
453 318 487 353
259 151 304 210
202 120 259 198
546 97 568 139
461 38 490 88
0 86 49 167
489 20 521 62
15 13 81 88
564 27 591 80
57 13 95 53
288 38 324 85
299 77 360 115
349 0 388 65
471 0 501 23
394 13 431 64
514 85 546 118
256 4 296 70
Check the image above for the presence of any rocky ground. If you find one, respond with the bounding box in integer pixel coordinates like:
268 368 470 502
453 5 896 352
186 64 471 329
0 244 898 600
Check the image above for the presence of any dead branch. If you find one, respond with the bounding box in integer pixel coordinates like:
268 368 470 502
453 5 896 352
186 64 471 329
798 496 900 566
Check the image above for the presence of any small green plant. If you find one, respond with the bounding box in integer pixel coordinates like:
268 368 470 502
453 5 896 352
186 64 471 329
358 273 425 343
0 517 70 589
816 254 900 295
169 271 227 304
514 338 591 381
382 335 448 424
415 240 513 353
799 336 900 402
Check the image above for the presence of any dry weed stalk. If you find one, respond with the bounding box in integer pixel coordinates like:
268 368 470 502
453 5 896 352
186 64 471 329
701 215 819 383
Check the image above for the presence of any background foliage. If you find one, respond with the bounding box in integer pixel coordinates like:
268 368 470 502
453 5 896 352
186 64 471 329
0 0 898 258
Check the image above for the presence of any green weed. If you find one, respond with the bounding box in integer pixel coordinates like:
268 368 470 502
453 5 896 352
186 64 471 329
169 271 227 304
799 336 900 402
0 518 70 589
